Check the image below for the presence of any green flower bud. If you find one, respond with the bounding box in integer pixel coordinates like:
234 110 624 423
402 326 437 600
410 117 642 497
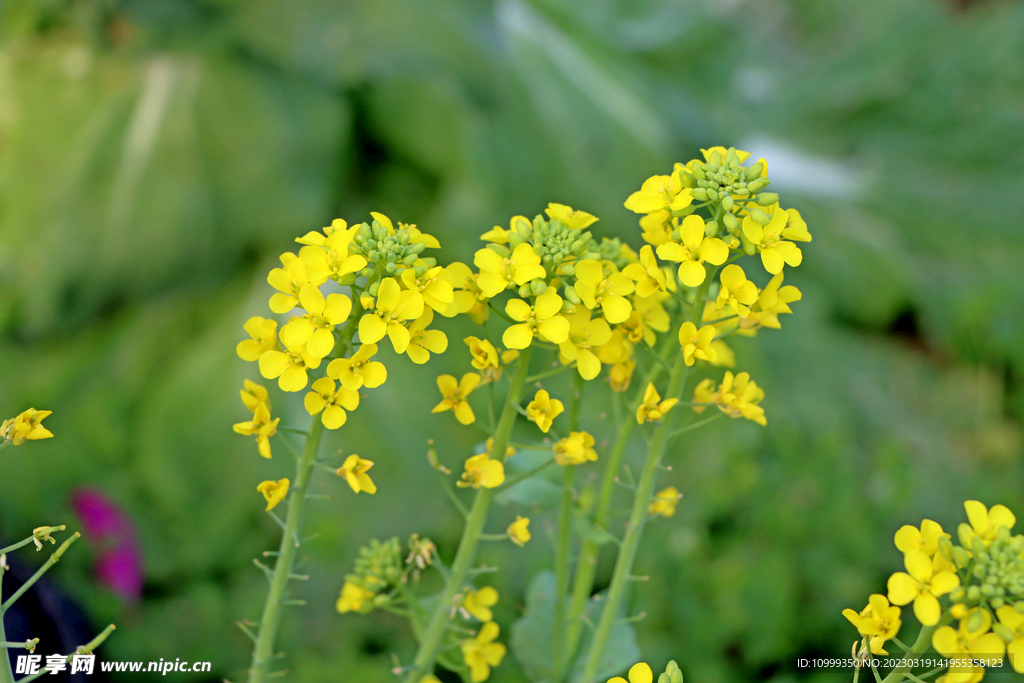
488 243 511 258
582 252 602 261
708 180 720 190
518 284 532 297
368 280 380 296
938 536 955 562
974 564 988 579
559 264 575 277
530 279 546 296
678 169 696 188
967 608 986 632
373 593 392 607
560 300 575 315
972 537 988 559
747 178 770 193
665 660 683 683
368 251 380 262
402 253 418 266
997 526 1011 543
723 212 738 232
950 587 966 603
966 586 981 602
420 257 436 268
690 188 708 201
706 188 719 201
690 164 706 181
696 179 710 189
337 273 357 286
748 208 770 226
981 583 995 597
360 267 375 279
409 241 427 254
563 284 581 305
992 597 1006 610
959 523 975 548
744 162 764 181
708 150 722 166
385 262 396 273
740 232 757 256
756 192 779 206
994 623 1014 642
721 195 734 212
704 220 719 238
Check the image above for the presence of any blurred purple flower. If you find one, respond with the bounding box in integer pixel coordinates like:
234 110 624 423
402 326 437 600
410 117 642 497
71 489 143 603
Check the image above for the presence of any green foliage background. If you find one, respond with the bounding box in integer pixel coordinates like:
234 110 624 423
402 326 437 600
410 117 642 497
1 0 1023 681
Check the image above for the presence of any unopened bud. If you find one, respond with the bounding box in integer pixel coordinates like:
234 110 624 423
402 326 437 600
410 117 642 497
689 188 708 201
721 195 734 212
756 192 779 206
747 178 770 193
704 220 719 238
530 279 546 296
560 300 575 314
938 536 955 562
690 164 706 181
744 162 764 181
677 169 696 188
402 253 419 266
706 188 719 201
966 608 985 633
722 212 738 232
993 623 1014 642
740 232 757 256
487 243 511 258
563 285 581 305
508 234 526 249
958 523 975 548
518 284 532 297
558 264 575 277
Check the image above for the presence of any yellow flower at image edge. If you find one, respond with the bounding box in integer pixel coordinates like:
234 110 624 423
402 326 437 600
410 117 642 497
463 586 499 622
337 581 375 614
507 516 531 546
932 607 1006 676
1 409 54 445
433 373 482 425
461 621 506 683
887 549 959 625
257 478 289 511
962 499 1016 548
336 455 377 494
233 402 280 458
608 662 653 683
994 605 1024 672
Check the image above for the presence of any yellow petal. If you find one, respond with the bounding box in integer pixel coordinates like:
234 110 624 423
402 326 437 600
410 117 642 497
503 323 534 350
913 593 941 626
628 662 653 683
886 572 919 606
359 314 387 344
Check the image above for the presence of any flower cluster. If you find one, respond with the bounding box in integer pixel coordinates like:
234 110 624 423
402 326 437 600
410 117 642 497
844 501 1024 681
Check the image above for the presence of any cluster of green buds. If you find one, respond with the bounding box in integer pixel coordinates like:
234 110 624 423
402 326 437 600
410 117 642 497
677 147 778 239
588 236 633 270
351 218 436 292
946 526 1024 614
658 660 684 683
346 537 404 601
503 214 601 282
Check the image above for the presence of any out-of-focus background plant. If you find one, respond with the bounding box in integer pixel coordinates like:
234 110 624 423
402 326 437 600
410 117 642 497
1 0 1023 681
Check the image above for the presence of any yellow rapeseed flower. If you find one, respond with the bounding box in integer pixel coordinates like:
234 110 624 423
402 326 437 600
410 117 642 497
465 336 499 370
574 260 634 324
267 250 329 313
433 373 482 425
257 478 289 511
636 383 678 424
843 594 902 645
525 389 564 433
1 409 54 445
962 500 1016 549
648 486 682 517
461 621 506 682
624 172 692 221
553 431 598 466
995 605 1024 673
678 322 717 366
474 243 546 298
609 359 636 393
656 215 729 287
326 343 387 391
402 266 455 313
237 317 279 361
932 608 1005 680
887 549 960 626
463 587 499 622
545 202 598 230
337 581 375 614
742 210 805 275
895 520 949 557
359 277 424 353
280 284 352 359
296 219 369 281
233 401 279 458
304 378 360 429
444 262 490 322
608 661 653 683
691 371 767 425
559 309 613 380
716 265 759 318
259 341 322 392
503 288 570 349
507 516 531 546
240 379 270 413
458 454 505 489
404 308 448 364
622 245 668 298
336 454 377 494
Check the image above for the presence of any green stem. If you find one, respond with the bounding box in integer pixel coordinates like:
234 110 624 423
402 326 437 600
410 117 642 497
247 418 325 683
578 349 689 683
16 624 116 683
879 619 945 683
0 566 13 683
563 340 673 662
552 373 583 681
402 345 534 683
1 533 79 614
0 527 66 557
